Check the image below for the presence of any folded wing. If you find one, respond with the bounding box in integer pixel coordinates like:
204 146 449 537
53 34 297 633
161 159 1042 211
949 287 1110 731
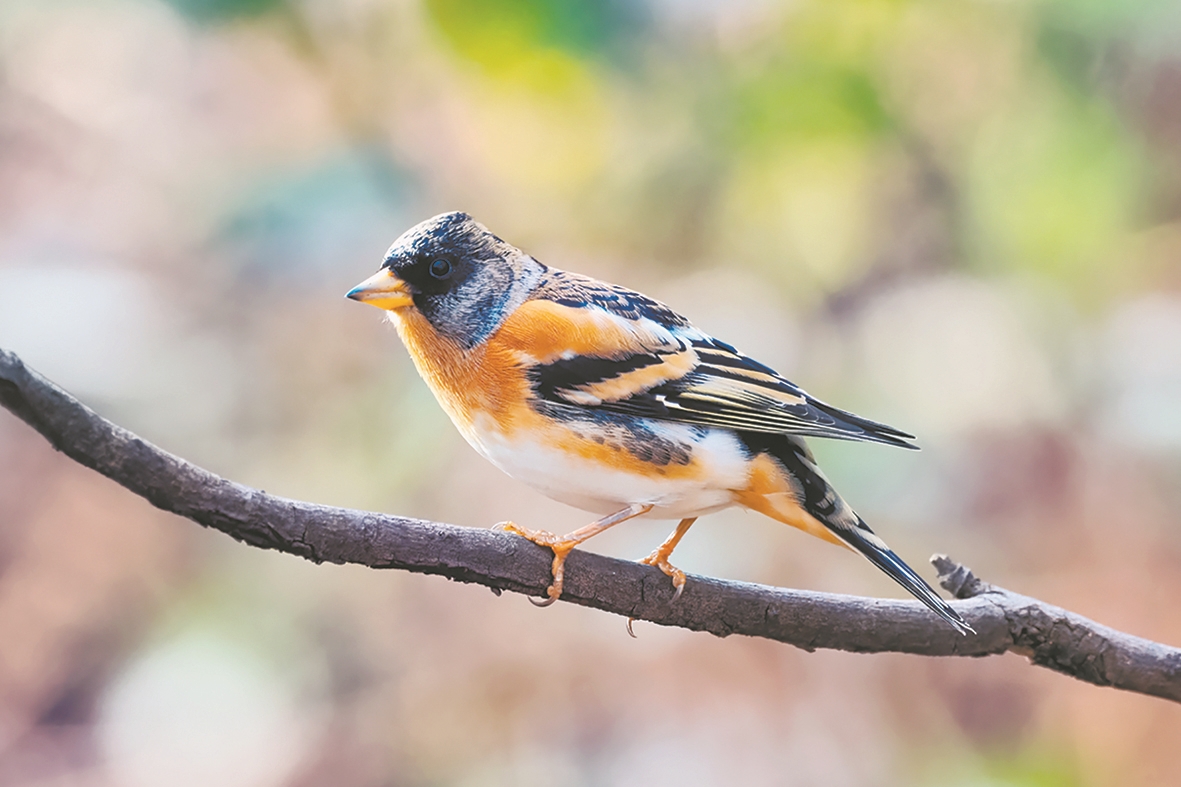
602 337 918 449
507 273 917 450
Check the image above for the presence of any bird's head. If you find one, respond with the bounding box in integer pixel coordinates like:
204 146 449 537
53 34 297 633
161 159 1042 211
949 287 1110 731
346 212 545 348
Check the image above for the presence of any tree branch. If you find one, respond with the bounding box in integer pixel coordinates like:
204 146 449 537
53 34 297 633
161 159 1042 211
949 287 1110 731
2 347 1179 703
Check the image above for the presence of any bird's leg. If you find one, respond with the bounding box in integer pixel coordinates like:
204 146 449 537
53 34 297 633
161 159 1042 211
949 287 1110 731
640 517 697 602
498 503 654 606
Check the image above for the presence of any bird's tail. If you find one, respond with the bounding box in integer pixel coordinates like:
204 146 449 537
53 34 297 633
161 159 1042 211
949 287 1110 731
736 432 974 635
835 513 974 635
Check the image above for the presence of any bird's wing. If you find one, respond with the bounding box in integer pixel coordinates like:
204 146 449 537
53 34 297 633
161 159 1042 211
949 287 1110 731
605 337 919 448
497 271 917 449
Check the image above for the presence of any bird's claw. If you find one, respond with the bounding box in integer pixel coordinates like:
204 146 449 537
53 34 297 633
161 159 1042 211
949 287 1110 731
496 520 559 545
496 522 572 606
530 594 559 607
626 556 684 638
498 506 656 611
640 551 687 605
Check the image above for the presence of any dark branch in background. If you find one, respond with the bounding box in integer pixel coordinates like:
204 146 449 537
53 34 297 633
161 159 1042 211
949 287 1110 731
2 347 1179 704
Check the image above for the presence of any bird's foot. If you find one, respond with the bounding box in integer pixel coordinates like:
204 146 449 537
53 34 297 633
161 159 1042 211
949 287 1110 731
496 505 655 609
626 555 685 638
640 549 687 603
495 521 576 606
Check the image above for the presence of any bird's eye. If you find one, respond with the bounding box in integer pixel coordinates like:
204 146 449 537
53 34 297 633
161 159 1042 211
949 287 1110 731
429 259 453 279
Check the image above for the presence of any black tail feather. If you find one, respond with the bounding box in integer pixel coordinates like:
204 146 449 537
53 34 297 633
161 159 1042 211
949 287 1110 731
839 519 974 636
738 430 972 635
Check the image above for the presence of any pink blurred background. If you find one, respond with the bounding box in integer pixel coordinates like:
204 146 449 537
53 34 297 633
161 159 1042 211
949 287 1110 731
2 0 1181 784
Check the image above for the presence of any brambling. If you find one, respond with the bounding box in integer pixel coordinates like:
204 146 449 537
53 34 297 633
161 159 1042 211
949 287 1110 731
347 212 972 634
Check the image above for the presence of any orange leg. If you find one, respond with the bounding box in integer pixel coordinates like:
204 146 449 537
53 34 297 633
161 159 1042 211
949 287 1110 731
498 503 654 606
639 517 697 602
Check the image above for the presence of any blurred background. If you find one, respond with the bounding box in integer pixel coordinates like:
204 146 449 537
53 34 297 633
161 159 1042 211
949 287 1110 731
1 0 1180 784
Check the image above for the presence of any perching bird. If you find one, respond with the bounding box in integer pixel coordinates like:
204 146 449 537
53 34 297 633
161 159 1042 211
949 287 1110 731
347 211 972 634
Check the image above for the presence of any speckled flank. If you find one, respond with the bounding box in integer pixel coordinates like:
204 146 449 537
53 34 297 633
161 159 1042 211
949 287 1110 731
469 414 750 519
532 402 695 466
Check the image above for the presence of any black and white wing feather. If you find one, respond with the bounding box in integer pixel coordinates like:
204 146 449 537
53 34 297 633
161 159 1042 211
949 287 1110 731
527 270 917 449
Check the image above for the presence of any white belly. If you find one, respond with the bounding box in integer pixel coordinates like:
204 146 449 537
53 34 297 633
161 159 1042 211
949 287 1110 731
466 416 751 520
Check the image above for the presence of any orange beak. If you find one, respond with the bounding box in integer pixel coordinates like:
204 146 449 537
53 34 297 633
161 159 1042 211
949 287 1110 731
345 269 413 311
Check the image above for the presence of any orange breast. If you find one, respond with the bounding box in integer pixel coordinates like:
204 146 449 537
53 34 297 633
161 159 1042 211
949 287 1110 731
389 309 527 439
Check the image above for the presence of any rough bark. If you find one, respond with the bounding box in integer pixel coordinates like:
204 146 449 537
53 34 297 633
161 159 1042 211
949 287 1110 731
2 347 1178 703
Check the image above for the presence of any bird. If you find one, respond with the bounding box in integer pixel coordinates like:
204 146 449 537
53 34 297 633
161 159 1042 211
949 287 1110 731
346 211 972 635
